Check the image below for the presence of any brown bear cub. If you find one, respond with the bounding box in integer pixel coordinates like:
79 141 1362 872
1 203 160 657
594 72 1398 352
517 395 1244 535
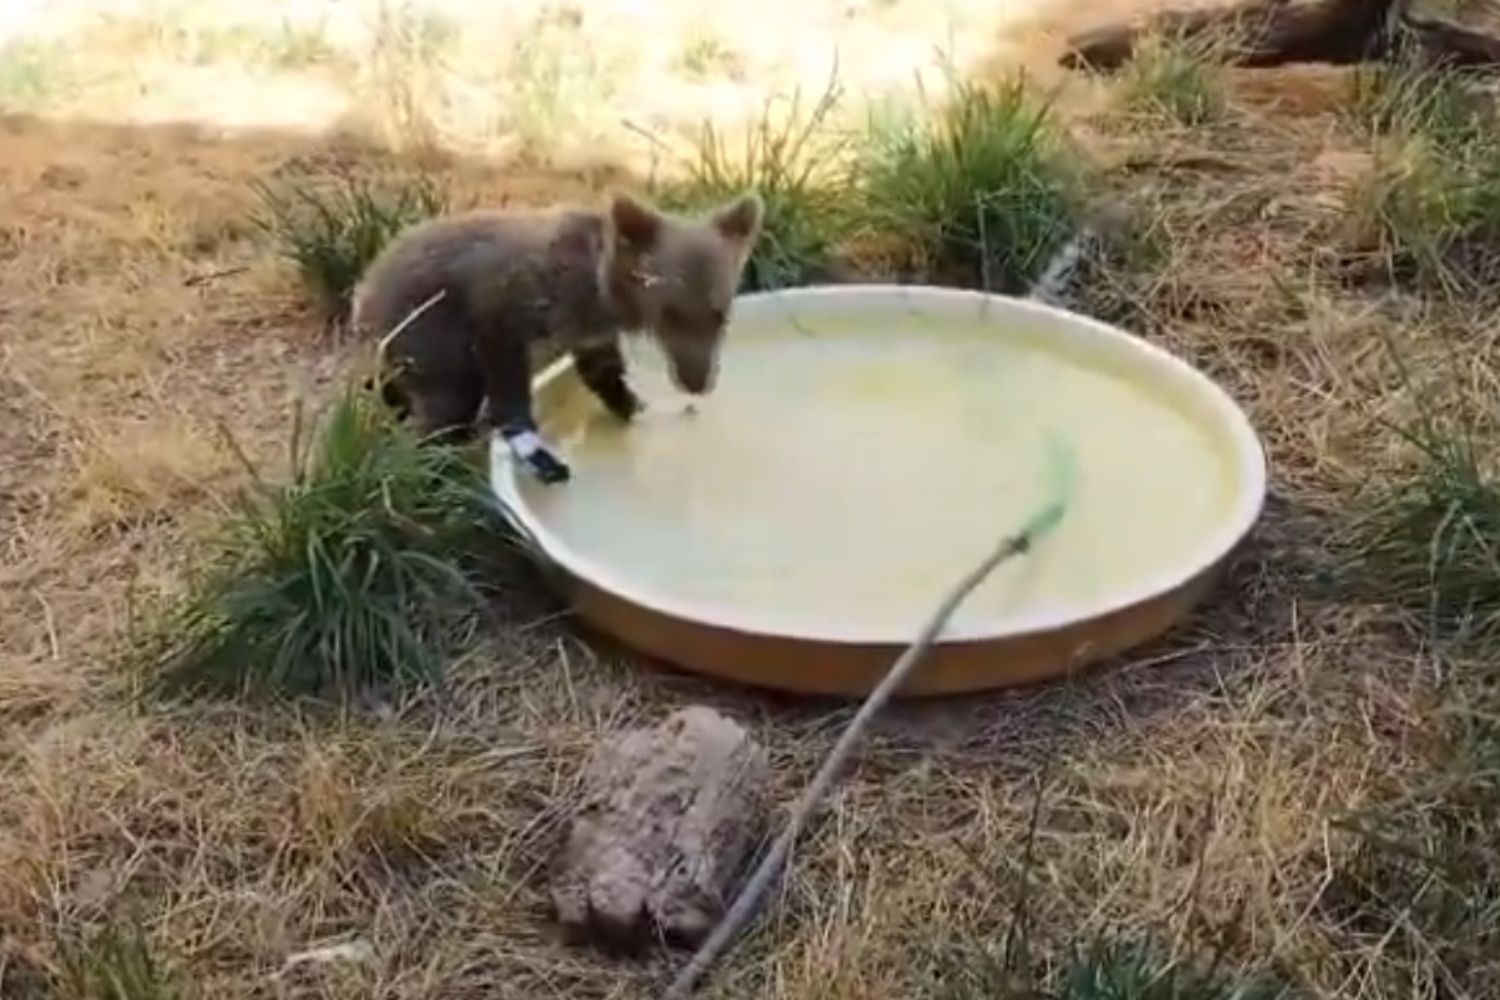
351 191 765 484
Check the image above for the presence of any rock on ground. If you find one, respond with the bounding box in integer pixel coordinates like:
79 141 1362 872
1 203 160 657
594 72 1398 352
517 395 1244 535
550 706 772 953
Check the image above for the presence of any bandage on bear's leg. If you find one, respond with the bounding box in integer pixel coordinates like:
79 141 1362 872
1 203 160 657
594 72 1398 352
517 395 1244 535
500 421 570 483
479 329 571 484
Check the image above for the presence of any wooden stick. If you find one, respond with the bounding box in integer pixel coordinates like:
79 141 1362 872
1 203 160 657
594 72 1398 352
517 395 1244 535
660 449 1074 999
374 288 447 365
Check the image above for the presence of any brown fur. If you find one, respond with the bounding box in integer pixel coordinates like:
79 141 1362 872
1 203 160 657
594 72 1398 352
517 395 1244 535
351 191 764 454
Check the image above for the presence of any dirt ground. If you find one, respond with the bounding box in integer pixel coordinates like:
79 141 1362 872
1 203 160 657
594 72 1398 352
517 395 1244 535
0 1 1485 997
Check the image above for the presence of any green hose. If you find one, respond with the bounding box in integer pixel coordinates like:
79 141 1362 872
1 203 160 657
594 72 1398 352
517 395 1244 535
1021 429 1078 548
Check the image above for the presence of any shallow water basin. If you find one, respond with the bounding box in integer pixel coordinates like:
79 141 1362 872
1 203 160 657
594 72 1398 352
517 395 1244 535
490 285 1266 697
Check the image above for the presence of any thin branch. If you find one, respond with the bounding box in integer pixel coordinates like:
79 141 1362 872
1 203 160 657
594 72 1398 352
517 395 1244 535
661 436 1077 999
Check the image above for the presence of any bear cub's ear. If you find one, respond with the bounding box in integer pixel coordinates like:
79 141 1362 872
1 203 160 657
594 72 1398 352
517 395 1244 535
711 192 764 244
608 192 664 251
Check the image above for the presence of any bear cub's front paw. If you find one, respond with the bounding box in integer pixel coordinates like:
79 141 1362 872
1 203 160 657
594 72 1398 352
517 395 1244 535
601 385 644 423
526 448 571 484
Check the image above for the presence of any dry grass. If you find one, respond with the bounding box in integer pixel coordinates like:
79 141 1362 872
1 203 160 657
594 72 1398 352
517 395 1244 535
1341 52 1500 292
0 0 1031 167
63 414 231 531
2 9 1500 998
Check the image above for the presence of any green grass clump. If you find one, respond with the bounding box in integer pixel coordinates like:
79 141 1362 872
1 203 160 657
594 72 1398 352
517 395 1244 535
857 77 1080 293
1336 390 1500 991
1346 55 1500 290
916 786 1287 999
1354 134 1471 286
1350 358 1500 641
1058 940 1287 1000
1332 339 1500 993
1119 31 1229 127
924 935 1287 999
133 384 513 702
1355 416 1500 637
652 78 850 291
1354 139 1500 292
55 919 181 1000
250 171 448 320
1350 47 1488 154
1332 755 1500 998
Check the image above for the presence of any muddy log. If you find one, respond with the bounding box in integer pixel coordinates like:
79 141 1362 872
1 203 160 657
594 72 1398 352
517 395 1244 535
1060 0 1399 71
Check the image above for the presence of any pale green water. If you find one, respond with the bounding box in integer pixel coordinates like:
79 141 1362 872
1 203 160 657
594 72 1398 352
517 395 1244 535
518 310 1239 636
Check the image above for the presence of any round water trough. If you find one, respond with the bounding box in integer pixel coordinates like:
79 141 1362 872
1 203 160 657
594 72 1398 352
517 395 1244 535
489 285 1266 697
